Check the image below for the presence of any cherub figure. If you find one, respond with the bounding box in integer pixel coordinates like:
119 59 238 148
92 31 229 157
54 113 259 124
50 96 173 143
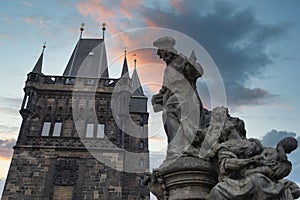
244 137 298 181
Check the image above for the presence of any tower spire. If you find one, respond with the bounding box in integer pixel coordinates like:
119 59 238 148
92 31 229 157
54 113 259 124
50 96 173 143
32 42 46 74
131 56 144 96
121 47 129 77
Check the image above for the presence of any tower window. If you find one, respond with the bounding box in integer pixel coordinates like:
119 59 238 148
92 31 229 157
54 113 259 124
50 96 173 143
140 177 144 186
140 159 144 167
140 140 144 149
53 122 62 137
24 95 29 109
65 78 74 85
86 124 94 138
97 124 105 138
41 122 51 136
140 126 144 136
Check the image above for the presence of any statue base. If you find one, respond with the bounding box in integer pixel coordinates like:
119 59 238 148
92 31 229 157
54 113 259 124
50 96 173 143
149 156 218 200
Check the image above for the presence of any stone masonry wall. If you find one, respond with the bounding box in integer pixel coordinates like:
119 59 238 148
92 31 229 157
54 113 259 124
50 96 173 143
2 147 128 200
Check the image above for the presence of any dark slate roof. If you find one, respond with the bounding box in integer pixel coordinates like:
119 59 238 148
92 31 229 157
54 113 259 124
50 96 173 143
32 52 44 74
121 56 129 78
131 68 145 96
63 38 109 78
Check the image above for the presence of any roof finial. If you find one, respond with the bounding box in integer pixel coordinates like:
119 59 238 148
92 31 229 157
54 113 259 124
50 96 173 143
133 54 137 69
42 41 46 53
102 23 106 39
80 23 85 38
124 46 127 57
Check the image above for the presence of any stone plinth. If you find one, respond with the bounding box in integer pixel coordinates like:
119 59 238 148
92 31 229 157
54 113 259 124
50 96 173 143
155 157 218 200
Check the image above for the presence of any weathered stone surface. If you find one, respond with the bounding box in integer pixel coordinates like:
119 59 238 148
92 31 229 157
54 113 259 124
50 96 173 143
148 36 299 200
163 157 217 200
2 37 150 199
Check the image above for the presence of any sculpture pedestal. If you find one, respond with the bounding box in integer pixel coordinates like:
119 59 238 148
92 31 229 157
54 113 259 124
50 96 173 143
158 157 218 200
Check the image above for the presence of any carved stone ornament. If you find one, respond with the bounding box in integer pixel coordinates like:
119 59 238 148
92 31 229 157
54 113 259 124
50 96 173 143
53 158 79 186
146 36 300 200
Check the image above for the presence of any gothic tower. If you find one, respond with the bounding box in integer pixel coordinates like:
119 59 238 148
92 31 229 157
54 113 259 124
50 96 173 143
2 24 150 200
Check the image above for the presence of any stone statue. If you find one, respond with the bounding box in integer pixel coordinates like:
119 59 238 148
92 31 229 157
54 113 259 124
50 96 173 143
145 36 299 200
244 137 297 180
152 36 205 163
207 117 300 200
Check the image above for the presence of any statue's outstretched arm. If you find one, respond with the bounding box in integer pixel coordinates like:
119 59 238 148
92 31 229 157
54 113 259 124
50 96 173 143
223 155 262 171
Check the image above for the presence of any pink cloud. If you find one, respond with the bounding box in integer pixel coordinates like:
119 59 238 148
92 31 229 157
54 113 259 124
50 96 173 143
126 49 165 93
76 0 119 34
0 150 12 161
144 18 157 27
75 0 175 93
168 0 186 14
109 47 165 94
76 0 147 34
0 138 15 160
119 0 144 18
22 16 35 25
77 0 115 18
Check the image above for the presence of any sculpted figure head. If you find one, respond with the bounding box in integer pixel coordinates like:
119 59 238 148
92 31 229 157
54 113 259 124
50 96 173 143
277 137 298 154
156 49 176 64
153 36 178 64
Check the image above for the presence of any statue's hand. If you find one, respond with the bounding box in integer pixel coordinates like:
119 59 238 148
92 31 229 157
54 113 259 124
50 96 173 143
250 155 265 165
252 154 264 161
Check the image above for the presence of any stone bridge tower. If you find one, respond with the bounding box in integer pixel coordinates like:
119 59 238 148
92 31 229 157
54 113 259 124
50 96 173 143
2 25 150 200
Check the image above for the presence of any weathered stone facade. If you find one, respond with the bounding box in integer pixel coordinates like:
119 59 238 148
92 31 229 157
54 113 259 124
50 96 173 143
2 36 150 199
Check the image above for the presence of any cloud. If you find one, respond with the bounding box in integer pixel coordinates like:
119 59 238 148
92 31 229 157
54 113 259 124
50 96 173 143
76 0 289 110
1 97 22 106
76 0 123 34
0 97 22 116
21 1 32 7
21 15 50 30
0 125 19 139
168 0 186 14
260 129 297 147
22 16 36 25
0 138 16 160
76 0 170 35
139 0 288 109
226 86 279 107
0 125 19 134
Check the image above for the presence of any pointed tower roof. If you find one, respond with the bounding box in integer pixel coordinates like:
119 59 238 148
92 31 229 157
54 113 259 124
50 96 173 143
63 38 109 78
131 59 144 96
32 43 46 74
121 49 129 78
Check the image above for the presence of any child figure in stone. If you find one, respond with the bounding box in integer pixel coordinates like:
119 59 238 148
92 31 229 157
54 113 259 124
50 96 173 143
244 137 298 181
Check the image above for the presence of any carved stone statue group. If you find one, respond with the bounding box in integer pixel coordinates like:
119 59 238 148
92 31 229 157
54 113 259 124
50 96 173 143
146 36 300 200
